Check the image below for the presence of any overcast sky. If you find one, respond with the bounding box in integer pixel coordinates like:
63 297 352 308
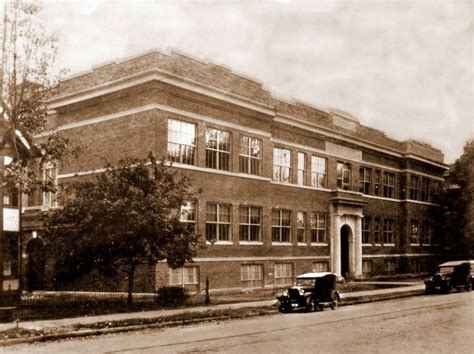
41 0 473 163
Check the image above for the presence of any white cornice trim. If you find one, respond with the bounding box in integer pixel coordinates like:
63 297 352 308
270 181 332 192
49 69 275 117
362 253 436 258
193 256 330 262
401 199 440 206
36 103 271 139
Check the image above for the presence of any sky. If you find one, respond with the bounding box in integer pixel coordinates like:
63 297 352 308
40 0 473 163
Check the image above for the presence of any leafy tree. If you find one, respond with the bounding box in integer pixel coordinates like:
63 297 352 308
0 0 72 193
440 139 474 257
43 155 201 304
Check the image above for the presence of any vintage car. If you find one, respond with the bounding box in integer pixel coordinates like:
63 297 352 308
276 272 342 313
424 260 474 294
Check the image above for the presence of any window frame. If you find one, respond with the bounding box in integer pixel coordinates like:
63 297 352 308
271 209 292 244
310 212 327 245
296 211 306 245
273 147 292 183
297 152 306 185
167 119 196 165
311 155 327 188
337 162 351 190
205 203 232 243
169 266 199 287
239 136 262 176
359 167 372 195
362 217 372 245
241 264 263 289
274 263 294 286
383 172 395 198
42 162 58 211
383 219 395 245
239 205 262 243
205 127 231 171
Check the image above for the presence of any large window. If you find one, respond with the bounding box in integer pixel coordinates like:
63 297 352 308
311 156 327 188
409 175 420 200
180 201 197 232
169 266 199 287
42 163 57 210
167 119 196 165
312 262 328 272
421 178 430 202
383 219 395 245
421 220 433 245
297 152 306 185
362 260 373 276
374 170 381 196
241 264 263 288
206 203 231 242
359 167 371 194
239 206 261 242
206 128 231 171
274 263 293 286
272 209 291 243
362 217 371 244
296 211 306 244
373 218 381 244
383 172 395 198
410 220 420 245
385 259 396 275
337 162 351 190
239 136 261 175
310 212 326 244
273 148 291 183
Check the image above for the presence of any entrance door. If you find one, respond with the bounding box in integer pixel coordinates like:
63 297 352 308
26 238 46 291
340 225 350 278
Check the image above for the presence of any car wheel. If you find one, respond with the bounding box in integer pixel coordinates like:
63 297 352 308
443 284 451 294
278 304 291 313
330 294 339 310
306 296 315 312
465 283 472 292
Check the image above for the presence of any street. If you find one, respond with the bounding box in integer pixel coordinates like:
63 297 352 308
6 292 474 354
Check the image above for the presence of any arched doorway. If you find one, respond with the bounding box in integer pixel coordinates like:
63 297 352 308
340 225 350 278
26 238 46 291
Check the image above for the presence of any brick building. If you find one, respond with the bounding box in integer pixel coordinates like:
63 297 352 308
22 50 448 293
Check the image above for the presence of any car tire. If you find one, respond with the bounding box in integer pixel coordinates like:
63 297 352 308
443 284 451 294
330 294 338 310
306 296 315 312
465 283 472 292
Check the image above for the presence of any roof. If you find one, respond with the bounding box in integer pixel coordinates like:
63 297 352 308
296 272 339 279
439 260 474 267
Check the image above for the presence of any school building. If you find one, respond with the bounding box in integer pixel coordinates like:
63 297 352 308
21 50 448 293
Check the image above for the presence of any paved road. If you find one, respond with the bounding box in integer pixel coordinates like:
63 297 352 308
7 292 474 353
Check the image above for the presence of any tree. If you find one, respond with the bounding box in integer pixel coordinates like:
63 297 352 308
0 0 71 193
43 154 201 304
440 139 474 257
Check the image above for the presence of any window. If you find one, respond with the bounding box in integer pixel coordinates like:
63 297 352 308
374 170 381 196
206 128 231 171
167 119 196 165
310 212 326 244
169 266 199 286
359 167 371 194
241 264 263 288
383 219 395 245
373 218 381 244
180 201 197 232
239 206 261 242
362 217 371 244
409 175 420 200
311 156 327 188
409 258 420 274
430 181 440 202
410 220 420 245
273 148 291 183
383 172 395 198
337 162 351 190
421 178 430 202
296 211 306 244
206 203 231 242
421 220 433 245
297 152 306 185
362 260 373 276
385 259 396 275
274 263 293 285
3 186 18 207
312 262 329 272
42 163 57 210
272 209 291 243
239 136 261 175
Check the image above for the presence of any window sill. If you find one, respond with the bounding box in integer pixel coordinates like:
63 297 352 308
297 242 307 246
310 243 328 246
410 243 420 247
272 242 292 246
239 241 263 246
362 243 373 247
206 241 233 245
384 243 396 247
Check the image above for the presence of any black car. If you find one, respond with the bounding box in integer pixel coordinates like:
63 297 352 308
424 260 474 294
276 272 342 313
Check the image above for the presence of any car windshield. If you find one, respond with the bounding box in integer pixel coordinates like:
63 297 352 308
296 279 315 287
439 266 454 274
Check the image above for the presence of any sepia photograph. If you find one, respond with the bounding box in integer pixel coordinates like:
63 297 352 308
0 0 472 352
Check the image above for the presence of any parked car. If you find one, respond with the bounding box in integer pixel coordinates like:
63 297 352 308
276 272 342 313
424 260 474 294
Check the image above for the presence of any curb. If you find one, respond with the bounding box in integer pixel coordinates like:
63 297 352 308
0 289 424 347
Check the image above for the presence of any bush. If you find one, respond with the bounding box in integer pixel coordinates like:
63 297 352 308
156 286 188 306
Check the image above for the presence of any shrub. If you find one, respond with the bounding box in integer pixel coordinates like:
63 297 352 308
156 286 188 305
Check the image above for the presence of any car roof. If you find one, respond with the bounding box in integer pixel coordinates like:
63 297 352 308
296 272 338 279
439 260 474 267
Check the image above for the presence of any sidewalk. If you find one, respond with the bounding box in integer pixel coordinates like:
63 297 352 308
0 283 425 345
